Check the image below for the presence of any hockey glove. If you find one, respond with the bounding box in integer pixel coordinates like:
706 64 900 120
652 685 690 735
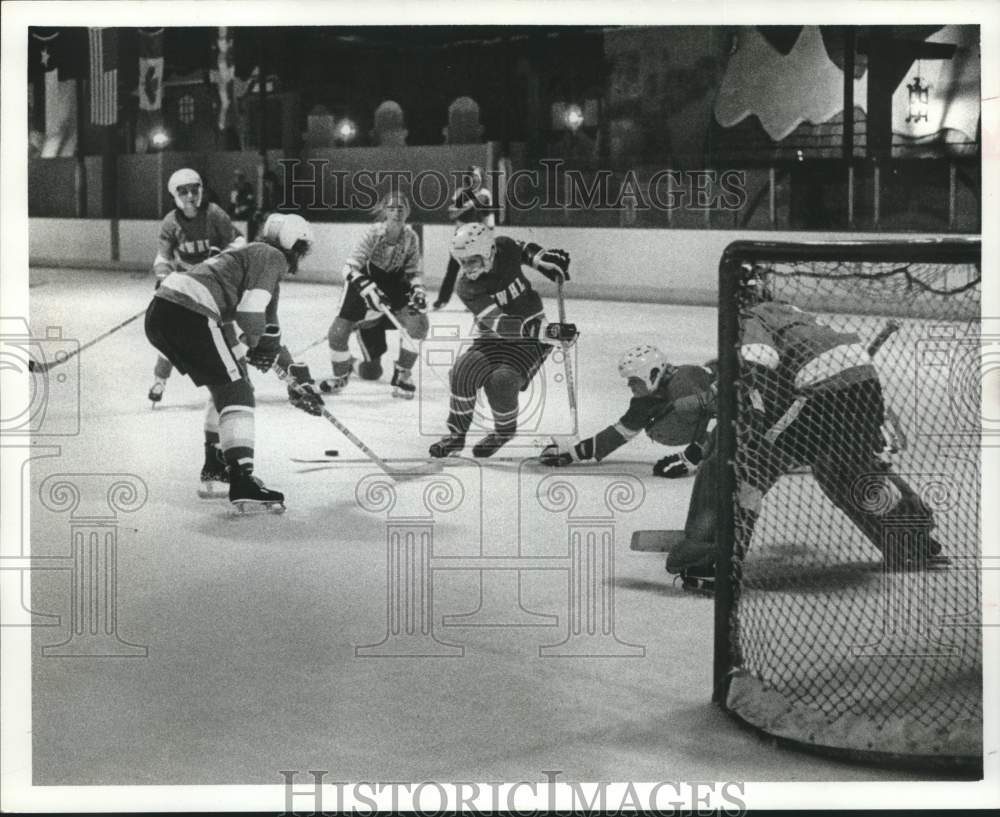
532 248 571 282
349 271 386 311
247 324 282 373
286 363 325 416
408 284 429 314
540 436 594 467
522 317 579 346
653 443 703 478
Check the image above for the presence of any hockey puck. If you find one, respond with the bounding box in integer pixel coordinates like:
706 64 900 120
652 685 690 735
324 449 340 457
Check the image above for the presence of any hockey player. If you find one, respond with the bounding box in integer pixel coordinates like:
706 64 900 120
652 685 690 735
320 191 428 399
665 264 946 589
433 165 495 310
144 213 323 510
428 223 576 459
147 168 246 405
539 345 716 476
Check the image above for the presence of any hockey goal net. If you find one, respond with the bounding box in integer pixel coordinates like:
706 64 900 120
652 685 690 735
713 238 982 771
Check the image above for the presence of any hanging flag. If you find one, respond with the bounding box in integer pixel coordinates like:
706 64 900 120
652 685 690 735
28 28 85 157
138 28 164 112
89 27 119 125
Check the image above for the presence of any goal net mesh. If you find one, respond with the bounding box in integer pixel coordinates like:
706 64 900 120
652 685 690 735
715 240 981 769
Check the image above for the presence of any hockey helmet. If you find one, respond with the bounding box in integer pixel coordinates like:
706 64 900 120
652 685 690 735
261 213 314 261
168 168 203 211
618 344 674 392
450 222 495 279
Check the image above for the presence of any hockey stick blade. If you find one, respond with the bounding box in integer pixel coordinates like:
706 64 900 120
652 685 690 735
630 530 687 552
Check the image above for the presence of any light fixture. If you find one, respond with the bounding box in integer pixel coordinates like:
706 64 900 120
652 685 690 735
150 129 170 149
565 104 584 132
906 72 930 124
337 119 357 142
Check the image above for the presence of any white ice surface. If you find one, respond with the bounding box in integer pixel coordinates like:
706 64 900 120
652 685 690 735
22 268 934 784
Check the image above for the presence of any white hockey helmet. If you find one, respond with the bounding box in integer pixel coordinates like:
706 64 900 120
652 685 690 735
618 344 673 391
167 168 203 211
261 213 314 258
450 222 495 279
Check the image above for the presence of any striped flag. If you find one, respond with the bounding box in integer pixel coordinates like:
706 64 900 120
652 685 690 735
89 27 118 125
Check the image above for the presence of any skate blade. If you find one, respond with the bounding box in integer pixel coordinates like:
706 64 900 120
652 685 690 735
197 482 229 499
230 499 286 515
681 578 714 597
392 390 415 400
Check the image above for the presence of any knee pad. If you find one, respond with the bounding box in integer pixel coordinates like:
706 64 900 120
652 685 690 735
358 360 383 380
398 311 429 340
484 365 522 403
328 317 353 351
209 378 255 412
451 348 492 395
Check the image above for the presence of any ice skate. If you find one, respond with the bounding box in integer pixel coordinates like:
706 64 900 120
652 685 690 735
678 566 715 596
472 431 515 458
319 372 351 394
391 365 416 399
197 446 229 499
148 378 166 406
429 434 466 458
228 467 285 514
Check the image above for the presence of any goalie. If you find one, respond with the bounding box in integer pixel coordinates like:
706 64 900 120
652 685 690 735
539 345 716 476
665 264 947 590
428 222 576 459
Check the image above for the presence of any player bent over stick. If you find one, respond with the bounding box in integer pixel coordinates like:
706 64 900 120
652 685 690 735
321 191 428 399
665 265 948 592
148 168 247 405
144 213 324 512
429 223 576 459
540 344 716 477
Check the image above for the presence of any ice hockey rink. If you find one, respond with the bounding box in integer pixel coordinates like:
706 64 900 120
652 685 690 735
21 265 971 787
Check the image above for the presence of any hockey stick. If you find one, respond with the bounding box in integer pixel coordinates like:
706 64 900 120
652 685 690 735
291 335 328 358
375 304 457 392
28 308 145 373
554 278 578 417
274 363 443 481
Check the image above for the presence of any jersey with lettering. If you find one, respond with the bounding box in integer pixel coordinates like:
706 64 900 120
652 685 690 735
154 243 286 336
455 236 545 338
156 203 242 270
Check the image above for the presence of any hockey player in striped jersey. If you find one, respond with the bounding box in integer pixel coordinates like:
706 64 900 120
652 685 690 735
665 264 947 586
147 168 246 405
144 213 322 510
539 345 716 476
428 222 577 459
321 191 428 398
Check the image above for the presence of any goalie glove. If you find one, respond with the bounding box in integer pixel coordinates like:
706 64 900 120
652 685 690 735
286 363 325 416
247 324 282 373
653 442 703 478
522 316 579 346
539 436 595 467
347 270 386 311
408 284 428 314
532 248 571 282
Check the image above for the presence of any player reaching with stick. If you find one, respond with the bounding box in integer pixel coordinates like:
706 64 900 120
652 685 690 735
147 169 247 405
428 223 576 459
144 213 323 512
539 345 716 476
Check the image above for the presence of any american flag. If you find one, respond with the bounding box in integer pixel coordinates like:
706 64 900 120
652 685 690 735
89 28 118 125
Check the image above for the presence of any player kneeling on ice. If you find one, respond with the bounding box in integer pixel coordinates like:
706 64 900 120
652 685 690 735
147 168 247 406
540 345 716 477
144 213 324 511
665 264 948 592
322 191 428 399
429 223 576 459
